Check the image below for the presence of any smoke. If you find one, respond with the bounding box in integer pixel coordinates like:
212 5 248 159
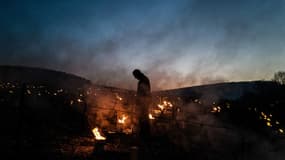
1 0 285 90
85 86 137 133
167 98 285 159
83 76 285 159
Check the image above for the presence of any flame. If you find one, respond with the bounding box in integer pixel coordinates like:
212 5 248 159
27 89 31 95
157 104 164 110
116 93 123 101
77 98 83 103
149 113 155 120
260 111 276 128
261 112 266 118
92 127 106 140
157 99 173 110
194 99 202 104
266 122 272 127
167 101 173 107
153 109 161 114
211 106 221 113
279 129 284 134
118 115 127 124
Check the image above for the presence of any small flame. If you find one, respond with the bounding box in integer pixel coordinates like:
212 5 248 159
57 89 63 93
116 93 123 101
157 99 173 110
77 98 83 103
153 109 161 114
266 122 272 127
27 89 31 95
92 127 106 140
149 113 155 120
118 115 127 124
211 106 221 113
166 101 173 107
157 104 164 110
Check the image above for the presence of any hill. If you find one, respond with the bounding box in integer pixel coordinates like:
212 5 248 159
0 65 91 90
1 65 285 159
154 80 280 101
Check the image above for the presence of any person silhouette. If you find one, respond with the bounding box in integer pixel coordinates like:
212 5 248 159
133 69 151 97
132 69 152 142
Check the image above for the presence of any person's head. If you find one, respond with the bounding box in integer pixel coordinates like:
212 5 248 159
133 69 143 80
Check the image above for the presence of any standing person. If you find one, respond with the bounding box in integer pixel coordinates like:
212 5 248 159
132 69 152 143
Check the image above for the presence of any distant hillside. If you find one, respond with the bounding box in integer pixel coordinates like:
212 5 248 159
0 65 281 102
154 81 280 102
0 65 91 90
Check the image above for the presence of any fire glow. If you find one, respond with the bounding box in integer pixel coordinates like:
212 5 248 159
149 113 155 120
157 100 173 111
92 127 106 140
118 115 127 124
115 93 123 101
211 106 221 113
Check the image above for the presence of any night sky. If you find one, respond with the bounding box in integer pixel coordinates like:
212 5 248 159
1 0 285 90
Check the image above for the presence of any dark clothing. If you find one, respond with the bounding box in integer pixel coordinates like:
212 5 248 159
134 71 151 120
136 75 151 120
133 69 152 139
138 118 151 140
133 69 152 159
136 76 151 97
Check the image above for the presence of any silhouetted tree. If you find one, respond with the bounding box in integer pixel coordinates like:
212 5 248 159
273 71 285 85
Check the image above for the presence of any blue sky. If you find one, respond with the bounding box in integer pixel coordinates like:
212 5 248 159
1 0 285 90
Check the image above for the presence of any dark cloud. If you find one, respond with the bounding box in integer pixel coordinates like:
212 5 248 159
1 0 285 90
